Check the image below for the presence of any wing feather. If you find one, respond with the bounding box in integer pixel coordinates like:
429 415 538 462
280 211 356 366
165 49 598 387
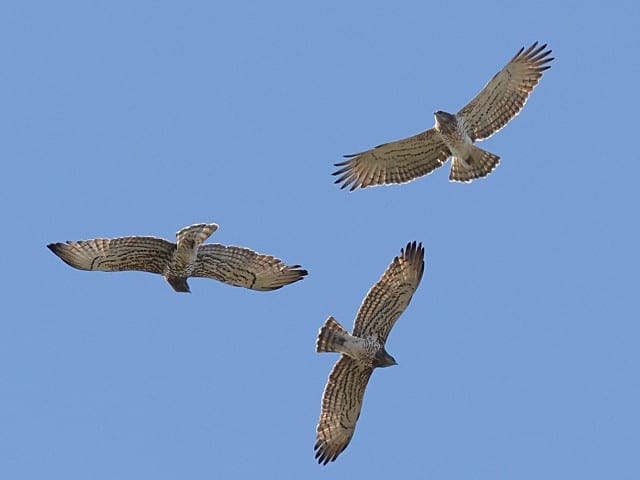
315 356 373 465
47 237 175 274
333 129 450 190
191 244 307 290
457 42 553 141
352 242 425 344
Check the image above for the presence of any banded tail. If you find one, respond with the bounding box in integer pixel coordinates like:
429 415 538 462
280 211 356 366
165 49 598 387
450 145 500 183
316 316 349 353
176 223 218 250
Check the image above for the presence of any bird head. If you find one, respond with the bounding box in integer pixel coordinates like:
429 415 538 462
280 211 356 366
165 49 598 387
434 110 455 123
374 348 397 368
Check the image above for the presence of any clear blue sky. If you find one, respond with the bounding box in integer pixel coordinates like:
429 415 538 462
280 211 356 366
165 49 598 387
2 1 639 478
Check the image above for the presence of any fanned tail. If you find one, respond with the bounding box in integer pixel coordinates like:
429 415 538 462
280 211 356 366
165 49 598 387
316 316 349 353
449 145 500 183
176 223 218 250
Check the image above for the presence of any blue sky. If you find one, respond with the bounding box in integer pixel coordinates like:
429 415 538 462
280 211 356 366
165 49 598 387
2 0 639 478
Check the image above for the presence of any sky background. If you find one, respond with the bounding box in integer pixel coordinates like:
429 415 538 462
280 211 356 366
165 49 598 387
2 1 639 478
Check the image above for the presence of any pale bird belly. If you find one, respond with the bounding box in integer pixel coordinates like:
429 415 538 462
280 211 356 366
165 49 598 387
342 336 381 364
441 129 473 164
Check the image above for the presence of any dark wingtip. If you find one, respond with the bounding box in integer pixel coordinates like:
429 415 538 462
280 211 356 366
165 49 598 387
314 447 332 466
288 265 308 278
286 268 309 287
47 242 64 255
332 177 349 190
265 267 308 291
401 240 425 266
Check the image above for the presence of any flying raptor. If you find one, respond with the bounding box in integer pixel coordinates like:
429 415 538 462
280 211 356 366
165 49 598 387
48 223 307 293
314 242 425 464
333 42 553 189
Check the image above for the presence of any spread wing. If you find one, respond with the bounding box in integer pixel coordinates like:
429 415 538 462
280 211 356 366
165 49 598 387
315 356 373 465
47 237 175 274
191 244 307 290
457 42 553 141
333 129 450 190
353 241 425 344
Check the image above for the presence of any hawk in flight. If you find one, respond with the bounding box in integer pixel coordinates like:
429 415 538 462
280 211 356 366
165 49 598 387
333 42 553 189
314 242 425 464
48 223 307 293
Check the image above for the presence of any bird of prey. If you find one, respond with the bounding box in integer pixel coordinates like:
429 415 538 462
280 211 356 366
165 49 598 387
47 223 307 293
314 241 425 464
333 42 553 189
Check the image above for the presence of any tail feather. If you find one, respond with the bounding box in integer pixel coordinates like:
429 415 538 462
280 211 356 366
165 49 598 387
176 223 218 250
316 316 349 353
449 145 500 182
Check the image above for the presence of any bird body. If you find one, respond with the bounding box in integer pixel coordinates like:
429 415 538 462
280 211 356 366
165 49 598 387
165 224 218 292
434 110 502 182
317 316 397 368
434 110 472 159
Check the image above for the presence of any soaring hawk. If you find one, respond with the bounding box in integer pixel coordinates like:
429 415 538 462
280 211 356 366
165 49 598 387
314 242 425 464
333 42 553 189
48 223 307 293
